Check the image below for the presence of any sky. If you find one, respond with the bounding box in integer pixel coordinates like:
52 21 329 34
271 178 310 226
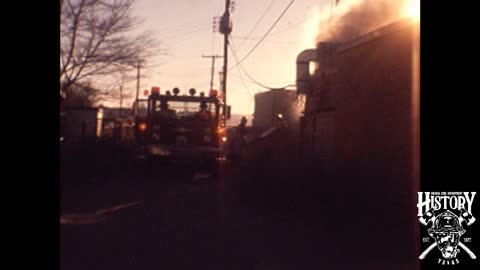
126 0 332 116
116 0 418 116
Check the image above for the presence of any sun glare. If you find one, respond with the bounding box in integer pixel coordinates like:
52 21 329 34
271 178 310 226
404 0 420 21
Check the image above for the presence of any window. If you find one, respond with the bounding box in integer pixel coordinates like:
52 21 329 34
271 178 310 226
134 100 148 117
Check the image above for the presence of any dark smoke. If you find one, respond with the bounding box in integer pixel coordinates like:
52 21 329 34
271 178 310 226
316 0 410 43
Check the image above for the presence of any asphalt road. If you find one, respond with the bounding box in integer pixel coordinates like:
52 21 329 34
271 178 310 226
60 160 418 270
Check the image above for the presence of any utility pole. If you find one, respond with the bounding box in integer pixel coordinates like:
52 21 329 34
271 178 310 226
135 61 141 101
219 71 224 90
135 61 140 115
119 85 123 118
219 0 232 127
202 55 223 91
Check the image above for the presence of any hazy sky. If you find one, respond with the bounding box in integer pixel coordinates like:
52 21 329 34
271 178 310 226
130 0 332 115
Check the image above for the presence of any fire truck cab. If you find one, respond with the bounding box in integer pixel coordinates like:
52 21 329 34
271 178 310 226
133 87 225 174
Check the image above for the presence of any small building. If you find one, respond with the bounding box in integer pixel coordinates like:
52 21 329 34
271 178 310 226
252 89 303 131
243 89 304 162
101 107 133 120
62 106 135 144
99 107 135 143
62 107 103 143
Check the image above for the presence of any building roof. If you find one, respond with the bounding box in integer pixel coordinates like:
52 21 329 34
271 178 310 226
101 107 133 119
337 18 415 53
254 89 297 97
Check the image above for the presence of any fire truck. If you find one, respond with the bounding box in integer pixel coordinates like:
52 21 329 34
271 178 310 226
133 87 227 175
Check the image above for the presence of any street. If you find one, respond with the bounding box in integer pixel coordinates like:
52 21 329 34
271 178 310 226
61 159 417 270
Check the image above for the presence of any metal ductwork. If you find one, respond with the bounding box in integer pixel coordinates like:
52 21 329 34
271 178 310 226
296 42 334 95
296 49 317 95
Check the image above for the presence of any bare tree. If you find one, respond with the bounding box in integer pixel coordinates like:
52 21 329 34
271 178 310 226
60 0 157 93
63 82 101 107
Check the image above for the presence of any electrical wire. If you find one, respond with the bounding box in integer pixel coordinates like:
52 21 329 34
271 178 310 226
228 0 296 71
160 25 211 41
228 42 294 90
234 0 278 52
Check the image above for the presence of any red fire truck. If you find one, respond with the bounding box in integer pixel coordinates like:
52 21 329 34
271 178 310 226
133 87 227 175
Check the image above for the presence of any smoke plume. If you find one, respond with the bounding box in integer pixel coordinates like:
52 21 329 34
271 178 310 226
316 0 411 43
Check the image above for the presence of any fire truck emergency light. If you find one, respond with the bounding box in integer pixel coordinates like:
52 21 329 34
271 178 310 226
209 89 218 97
173 87 180 96
151 86 160 94
138 122 147 132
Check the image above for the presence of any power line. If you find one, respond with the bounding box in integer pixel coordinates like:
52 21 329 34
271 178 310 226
155 18 205 34
232 35 260 40
229 41 294 90
228 0 295 71
232 66 256 98
234 0 278 52
232 35 296 45
229 48 256 96
160 25 211 41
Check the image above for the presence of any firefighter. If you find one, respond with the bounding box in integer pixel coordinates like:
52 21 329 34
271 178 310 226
158 100 176 119
195 101 212 120
228 116 248 160
237 116 247 144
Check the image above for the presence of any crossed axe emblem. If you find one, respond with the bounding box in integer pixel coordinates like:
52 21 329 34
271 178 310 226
419 208 476 260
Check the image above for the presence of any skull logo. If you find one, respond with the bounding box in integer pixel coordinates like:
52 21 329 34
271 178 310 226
428 210 466 259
